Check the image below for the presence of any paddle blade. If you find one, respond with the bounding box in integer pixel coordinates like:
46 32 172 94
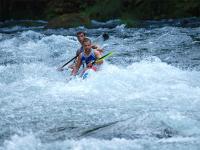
95 52 113 63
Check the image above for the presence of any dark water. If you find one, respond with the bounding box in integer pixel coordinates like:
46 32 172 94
0 18 200 150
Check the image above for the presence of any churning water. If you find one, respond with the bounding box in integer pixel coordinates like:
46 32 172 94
0 19 200 150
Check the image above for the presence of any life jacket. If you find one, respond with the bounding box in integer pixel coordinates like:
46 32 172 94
81 49 96 66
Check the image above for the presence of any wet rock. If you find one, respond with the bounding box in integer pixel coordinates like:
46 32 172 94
46 13 90 28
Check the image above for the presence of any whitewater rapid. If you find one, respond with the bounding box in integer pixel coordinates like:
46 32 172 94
0 22 200 150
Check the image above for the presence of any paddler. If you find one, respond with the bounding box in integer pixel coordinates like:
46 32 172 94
72 38 103 76
75 31 104 56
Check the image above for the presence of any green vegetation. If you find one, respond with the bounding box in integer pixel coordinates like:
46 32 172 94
1 0 200 27
85 0 122 21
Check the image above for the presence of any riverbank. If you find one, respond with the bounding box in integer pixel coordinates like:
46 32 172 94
0 0 200 28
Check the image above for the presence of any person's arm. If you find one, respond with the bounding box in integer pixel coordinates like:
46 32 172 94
76 49 81 56
92 44 104 53
72 54 82 76
86 51 103 68
68 63 75 69
74 48 82 63
94 50 103 65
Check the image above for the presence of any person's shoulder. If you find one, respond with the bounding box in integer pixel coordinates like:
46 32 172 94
93 49 99 53
76 47 82 52
92 44 99 49
76 49 80 54
94 50 101 56
76 47 83 55
78 52 83 57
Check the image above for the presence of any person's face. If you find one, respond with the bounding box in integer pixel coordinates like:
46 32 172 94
77 33 85 44
83 41 92 52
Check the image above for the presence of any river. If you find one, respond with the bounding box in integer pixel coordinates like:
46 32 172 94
0 18 200 150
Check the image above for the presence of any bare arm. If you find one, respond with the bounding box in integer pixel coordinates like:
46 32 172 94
94 50 103 65
92 44 104 53
72 54 82 76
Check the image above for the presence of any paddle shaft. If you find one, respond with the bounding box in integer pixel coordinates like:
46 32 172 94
92 52 113 65
60 54 79 68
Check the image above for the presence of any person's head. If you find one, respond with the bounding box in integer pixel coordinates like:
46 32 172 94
83 38 92 52
76 31 86 44
103 33 109 41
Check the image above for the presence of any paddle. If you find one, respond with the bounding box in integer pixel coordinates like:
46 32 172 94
57 54 79 71
92 52 113 65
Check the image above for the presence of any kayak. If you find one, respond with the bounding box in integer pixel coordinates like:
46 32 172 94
81 66 97 79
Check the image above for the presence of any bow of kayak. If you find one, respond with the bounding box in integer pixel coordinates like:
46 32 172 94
81 67 97 79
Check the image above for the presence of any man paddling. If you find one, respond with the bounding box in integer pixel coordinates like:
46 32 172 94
72 38 103 76
75 31 105 57
57 31 104 71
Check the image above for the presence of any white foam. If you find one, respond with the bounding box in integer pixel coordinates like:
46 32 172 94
1 133 200 150
1 28 200 149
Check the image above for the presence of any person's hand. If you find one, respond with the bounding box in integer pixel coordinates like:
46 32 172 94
68 64 75 69
87 62 93 68
57 67 64 71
